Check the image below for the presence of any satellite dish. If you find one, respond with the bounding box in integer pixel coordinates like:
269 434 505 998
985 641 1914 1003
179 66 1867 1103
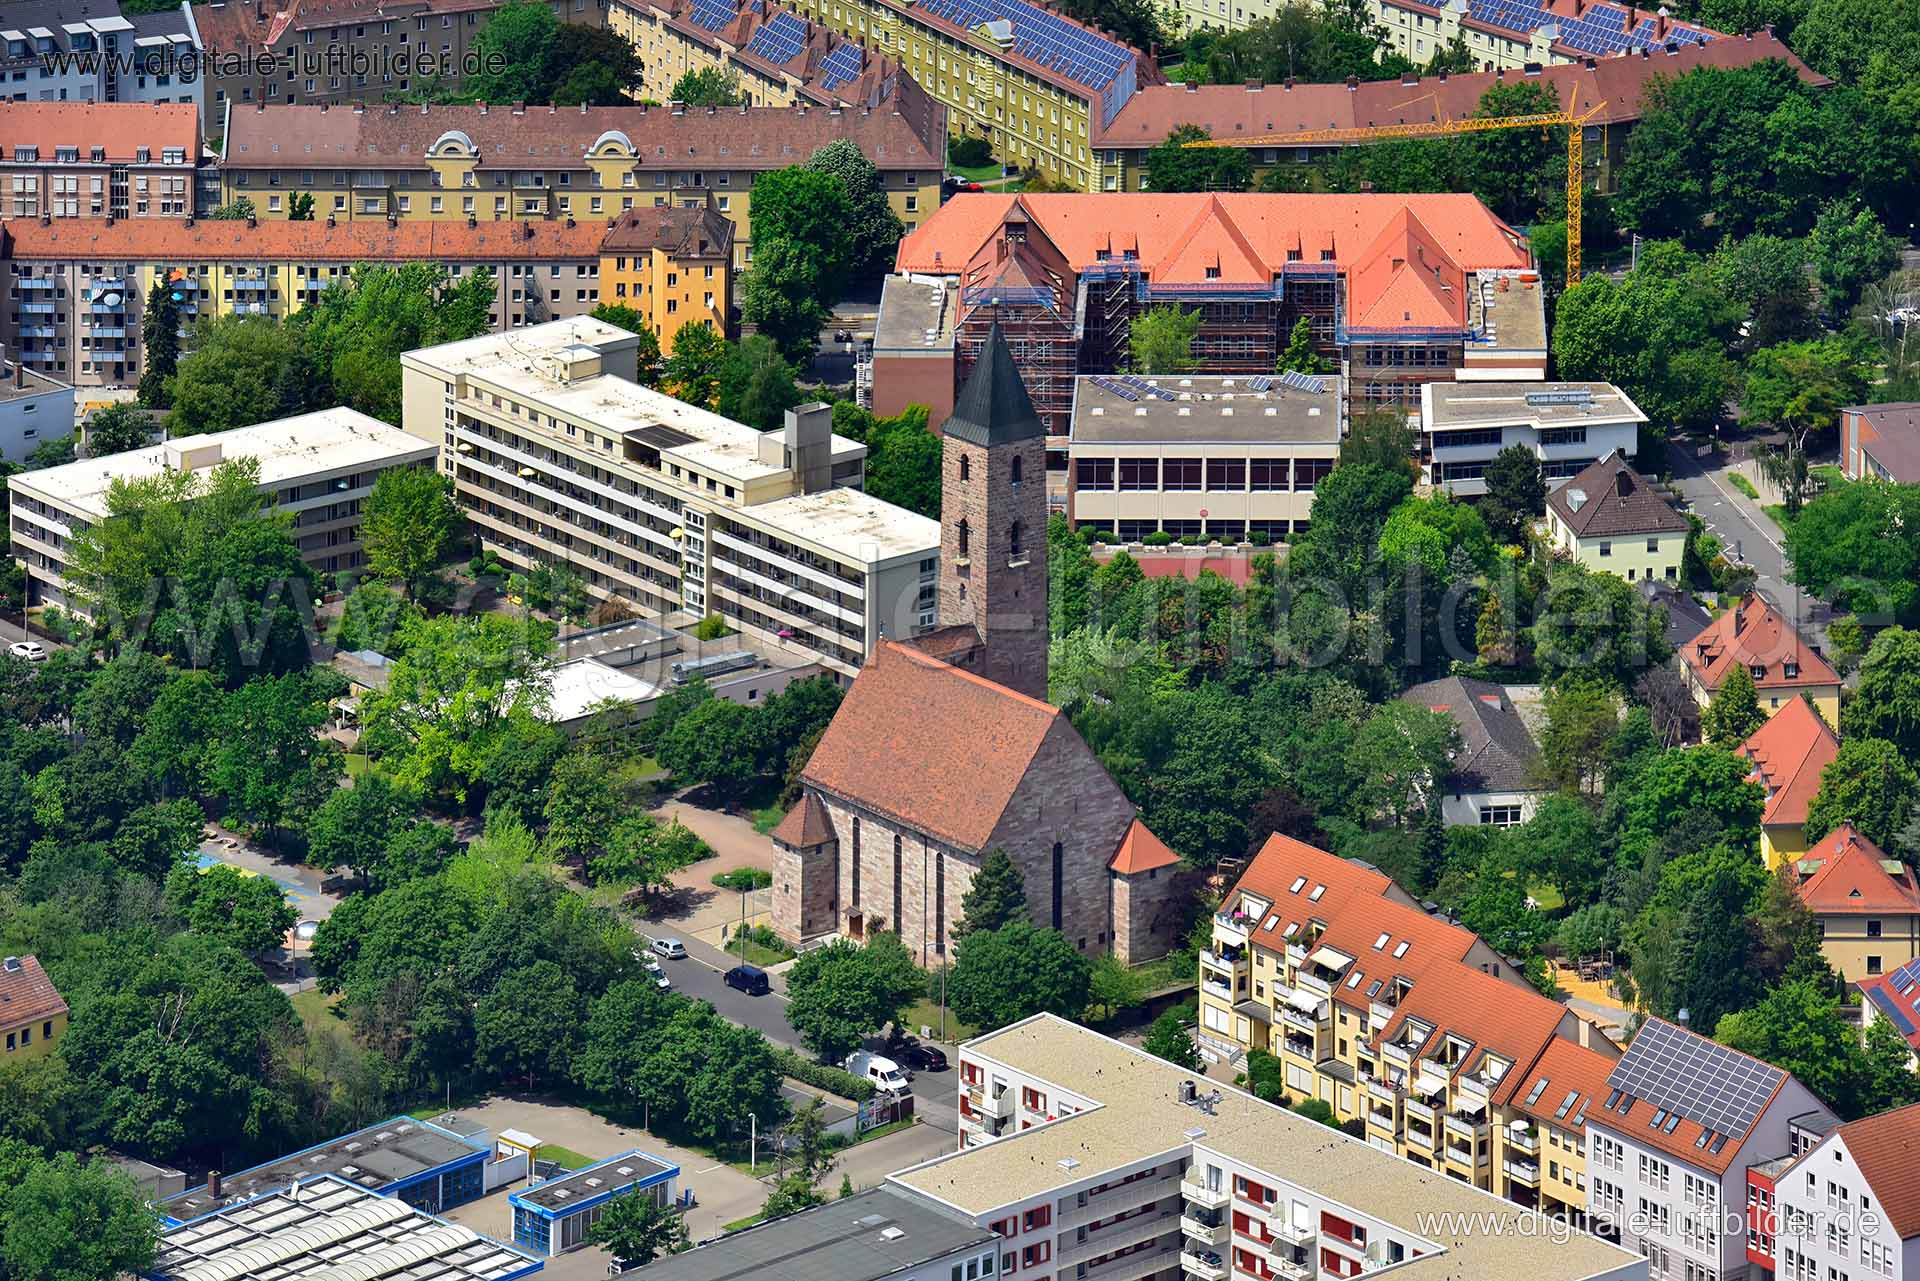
97 290 123 307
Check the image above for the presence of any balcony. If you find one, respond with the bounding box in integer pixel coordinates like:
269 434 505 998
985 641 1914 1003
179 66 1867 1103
1281 1032 1315 1059
233 277 269 292
1445 1112 1487 1142
1181 1215 1227 1247
1201 974 1234 1001
1503 1158 1541 1186
1058 1175 1183 1231
1271 1217 1315 1246
1213 911 1253 946
234 303 268 315
965 1083 1013 1120
1366 1076 1401 1104
1180 1175 1230 1211
1180 1249 1227 1281
1271 1254 1313 1281
18 325 57 339
1199 947 1245 976
1280 1006 1318 1036
18 301 54 315
1380 1040 1414 1068
1506 1126 1539 1155
15 277 53 290
1295 969 1332 997
1403 1097 1436 1124
1088 1245 1182 1281
1367 1103 1397 1131
1057 1209 1180 1271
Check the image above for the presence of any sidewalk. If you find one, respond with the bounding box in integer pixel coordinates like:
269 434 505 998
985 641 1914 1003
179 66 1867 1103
647 798 777 948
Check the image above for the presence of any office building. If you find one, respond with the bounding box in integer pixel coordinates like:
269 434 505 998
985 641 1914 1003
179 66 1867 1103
1748 1102 1920 1281
153 1174 542 1281
896 1013 1647 1281
1065 371 1340 543
599 204 732 351
0 215 613 385
1735 696 1839 871
0 102 201 222
0 5 204 123
1421 381 1644 496
400 319 942 678
1400 675 1546 828
883 193 1540 450
1790 826 1920 985
216 96 943 269
1543 451 1689 584
1680 592 1843 726
7 407 436 609
0 955 65 1061
509 1149 679 1256
0 358 73 463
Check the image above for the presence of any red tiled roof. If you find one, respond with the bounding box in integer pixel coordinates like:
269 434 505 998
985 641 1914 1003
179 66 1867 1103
1827 1103 1920 1239
1592 1017 1794 1175
1109 819 1180 874
1682 592 1840 695
1795 825 1920 915
0 217 610 261
771 791 835 847
1859 969 1920 1053
601 206 734 257
1508 1037 1618 1130
1345 206 1465 331
0 956 66 1032
0 102 199 164
799 641 1070 850
1737 695 1839 830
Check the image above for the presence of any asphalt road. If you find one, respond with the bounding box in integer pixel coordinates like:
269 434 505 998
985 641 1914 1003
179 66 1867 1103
648 929 962 1138
1663 437 1824 637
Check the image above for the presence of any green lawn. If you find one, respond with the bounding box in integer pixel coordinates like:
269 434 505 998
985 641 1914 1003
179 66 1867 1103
1763 504 1791 529
950 160 1004 183
343 753 373 779
851 1116 918 1145
1812 464 1848 489
722 1212 766 1232
750 799 787 834
534 1143 595 1171
899 997 977 1044
721 935 795 967
1729 473 1760 500
290 987 342 1034
1131 951 1200 996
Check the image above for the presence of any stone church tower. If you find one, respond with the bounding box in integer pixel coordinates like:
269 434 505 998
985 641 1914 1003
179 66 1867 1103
936 323 1049 701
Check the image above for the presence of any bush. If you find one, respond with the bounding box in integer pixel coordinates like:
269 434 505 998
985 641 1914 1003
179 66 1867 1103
1143 531 1175 546
1091 529 1118 544
694 612 733 641
1179 535 1205 546
1250 530 1272 546
713 867 774 892
949 135 993 168
773 1047 876 1101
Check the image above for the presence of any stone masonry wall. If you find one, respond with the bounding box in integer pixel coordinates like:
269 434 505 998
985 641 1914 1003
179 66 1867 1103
937 432 1050 702
771 831 839 946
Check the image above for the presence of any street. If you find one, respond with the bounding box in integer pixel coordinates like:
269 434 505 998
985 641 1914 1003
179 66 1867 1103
1663 437 1824 637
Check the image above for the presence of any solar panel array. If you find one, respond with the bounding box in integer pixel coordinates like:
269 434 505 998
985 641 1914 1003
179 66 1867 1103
1090 375 1139 401
915 0 1133 92
1869 958 1920 1036
744 11 808 64
1464 0 1712 54
818 42 864 90
687 0 740 33
1279 370 1327 394
1113 373 1176 401
1248 375 1272 392
1606 1019 1784 1140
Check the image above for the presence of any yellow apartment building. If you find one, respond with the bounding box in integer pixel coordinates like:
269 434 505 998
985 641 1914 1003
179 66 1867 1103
599 205 734 352
0 955 67 1062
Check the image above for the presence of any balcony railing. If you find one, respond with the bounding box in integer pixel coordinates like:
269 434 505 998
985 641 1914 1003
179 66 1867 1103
1271 1218 1315 1245
1200 948 1245 974
1445 1112 1487 1141
1180 1249 1228 1281
1503 1158 1541 1185
1181 1215 1228 1246
1180 1176 1230 1210
1506 1127 1539 1154
1201 975 1234 1001
966 1085 1013 1120
1403 1097 1436 1124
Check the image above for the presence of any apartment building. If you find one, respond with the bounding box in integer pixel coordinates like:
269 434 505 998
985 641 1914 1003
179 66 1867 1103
1749 1103 1920 1281
7 407 436 609
1680 592 1843 726
1064 371 1341 543
217 96 944 268
717 0 1158 191
1735 697 1839 871
0 216 610 387
399 319 941 678
0 102 201 223
884 193 1541 451
1089 36 1822 195
194 0 606 112
598 204 732 352
1789 826 1920 985
1543 451 1689 584
1585 1017 1836 1281
0 2 204 122
1199 834 1619 1207
1421 382 1644 496
0 955 65 1061
0 357 74 463
901 1014 1646 1281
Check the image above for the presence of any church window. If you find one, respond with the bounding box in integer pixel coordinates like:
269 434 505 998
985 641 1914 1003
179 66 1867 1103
958 519 970 556
852 818 862 905
1051 842 1064 929
960 453 971 482
1011 454 1023 485
1010 520 1023 557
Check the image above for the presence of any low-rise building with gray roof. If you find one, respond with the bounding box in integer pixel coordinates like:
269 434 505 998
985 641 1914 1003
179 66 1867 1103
1401 675 1546 828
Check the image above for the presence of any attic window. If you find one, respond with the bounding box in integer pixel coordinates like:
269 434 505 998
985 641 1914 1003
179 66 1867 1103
1307 884 1326 902
1555 1089 1579 1120
1785 662 1800 678
1604 1089 1623 1110
1282 922 1301 938
1262 915 1279 931
1373 932 1390 950
1663 1114 1682 1134
1392 941 1410 958
1650 1109 1667 1128
1346 971 1364 988
1750 664 1766 679
1289 877 1306 893
1523 1078 1550 1107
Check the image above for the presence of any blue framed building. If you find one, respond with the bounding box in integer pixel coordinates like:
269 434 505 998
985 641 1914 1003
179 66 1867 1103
157 1115 492 1224
509 1149 680 1256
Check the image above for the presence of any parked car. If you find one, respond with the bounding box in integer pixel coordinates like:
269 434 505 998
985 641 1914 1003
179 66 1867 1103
833 328 853 343
724 963 771 996
843 1050 912 1095
5 641 46 662
902 1044 949 1072
650 937 687 960
644 960 671 990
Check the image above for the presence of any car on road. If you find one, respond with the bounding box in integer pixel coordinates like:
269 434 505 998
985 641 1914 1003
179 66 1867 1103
833 328 853 343
644 959 671 990
723 963 771 995
650 937 687 960
844 1050 912 1095
5 641 46 662
901 1043 949 1072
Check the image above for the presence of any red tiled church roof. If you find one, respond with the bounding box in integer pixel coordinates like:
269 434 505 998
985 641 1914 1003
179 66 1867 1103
1109 819 1179 875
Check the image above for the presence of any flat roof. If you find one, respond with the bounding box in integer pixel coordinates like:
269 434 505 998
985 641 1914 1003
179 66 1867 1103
1471 273 1549 353
0 362 70 404
537 656 665 722
158 1116 485 1216
872 275 958 355
627 1186 995 1281
1068 373 1342 446
745 486 942 566
1425 382 1647 432
155 1175 541 1281
511 1149 676 1214
9 407 432 521
890 1016 1642 1281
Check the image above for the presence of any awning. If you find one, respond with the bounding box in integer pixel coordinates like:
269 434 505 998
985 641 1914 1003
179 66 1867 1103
1417 1069 1450 1096
1306 944 1352 970
1286 988 1324 1015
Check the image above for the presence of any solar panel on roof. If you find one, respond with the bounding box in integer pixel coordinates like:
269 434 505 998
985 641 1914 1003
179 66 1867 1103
1606 1018 1786 1141
818 42 863 90
1089 375 1138 401
687 0 739 32
1248 375 1273 392
1279 370 1327 394
631 424 698 448
743 10 808 62
1869 987 1919 1036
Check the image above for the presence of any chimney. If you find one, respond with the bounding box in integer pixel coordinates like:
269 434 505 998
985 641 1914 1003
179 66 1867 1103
247 215 257 228
1184 79 1197 92
522 221 533 239
326 215 336 227
1345 75 1358 89
1437 68 1448 80
14 362 22 389
387 214 397 228
207 1170 222 1199
1284 76 1295 90
1245 79 1262 90
1615 468 1632 500
1495 67 1505 78
353 102 364 114
783 402 833 494
468 215 477 228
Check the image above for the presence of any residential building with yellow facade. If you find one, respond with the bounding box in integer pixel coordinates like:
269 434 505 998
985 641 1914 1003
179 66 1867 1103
0 955 68 1061
1792 826 1920 985
1680 591 1843 726
216 96 944 269
1200 834 1618 1214
0 216 613 387
1543 450 1689 584
1736 694 1839 870
599 204 732 351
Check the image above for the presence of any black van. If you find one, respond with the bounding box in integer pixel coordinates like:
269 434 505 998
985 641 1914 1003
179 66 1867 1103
724 964 771 996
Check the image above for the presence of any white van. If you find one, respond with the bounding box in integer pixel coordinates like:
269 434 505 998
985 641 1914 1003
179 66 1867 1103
843 1050 911 1096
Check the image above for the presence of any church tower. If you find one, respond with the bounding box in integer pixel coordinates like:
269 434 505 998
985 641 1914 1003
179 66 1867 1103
937 322 1049 701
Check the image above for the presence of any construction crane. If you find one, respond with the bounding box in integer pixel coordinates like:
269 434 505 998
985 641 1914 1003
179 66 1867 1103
1184 101 1608 287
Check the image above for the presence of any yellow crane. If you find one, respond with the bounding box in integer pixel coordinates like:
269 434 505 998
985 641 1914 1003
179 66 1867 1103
1184 100 1608 287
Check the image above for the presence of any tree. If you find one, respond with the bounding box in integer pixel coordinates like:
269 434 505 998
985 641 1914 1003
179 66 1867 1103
1086 951 1150 1021
587 815 706 897
164 314 298 436
661 322 729 407
1842 626 1920 757
210 673 342 847
165 862 299 956
786 935 923 1062
657 697 761 801
954 848 1027 939
1624 745 1766 845
1128 306 1203 374
288 262 496 423
464 0 561 103
713 332 805 430
864 405 943 518
82 403 153 458
1336 406 1417 475
1527 562 1673 690
287 191 316 220
948 922 1092 1030
747 167 855 289
207 196 257 220
1804 737 1920 849
1785 480 1920 622
1536 680 1621 795
1143 1011 1200 1068
1702 662 1766 748
541 750 622 863
1378 492 1492 580
1717 979 1878 1118
1 1154 159 1281
362 467 461 599
1142 124 1252 193
1741 337 1872 513
762 1174 825 1221
545 23 643 105
473 958 585 1088
1345 702 1458 830
137 280 180 409
738 241 827 364
586 1192 690 1267
573 978 676 1109
1810 200 1901 313
1275 316 1332 374
1464 80 1562 223
1707 234 1816 350
670 66 742 106
808 138 908 279
589 304 663 384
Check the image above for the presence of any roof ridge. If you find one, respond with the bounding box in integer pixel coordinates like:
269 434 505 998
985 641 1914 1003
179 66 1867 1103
877 640 1060 717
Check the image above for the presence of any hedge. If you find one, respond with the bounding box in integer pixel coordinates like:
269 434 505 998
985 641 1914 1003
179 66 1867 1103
774 1048 876 1101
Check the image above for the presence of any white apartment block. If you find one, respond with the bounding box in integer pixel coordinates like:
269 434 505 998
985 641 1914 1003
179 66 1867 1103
1759 1103 1920 1281
896 1014 1645 1281
1585 1019 1836 1281
400 319 942 679
6 406 435 610
1421 382 1646 497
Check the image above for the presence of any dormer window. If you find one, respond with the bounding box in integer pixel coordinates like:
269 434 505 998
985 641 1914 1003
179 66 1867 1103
1785 662 1799 678
1750 665 1766 679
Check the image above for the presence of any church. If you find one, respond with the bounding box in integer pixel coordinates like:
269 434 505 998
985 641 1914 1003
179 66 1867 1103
770 326 1184 966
